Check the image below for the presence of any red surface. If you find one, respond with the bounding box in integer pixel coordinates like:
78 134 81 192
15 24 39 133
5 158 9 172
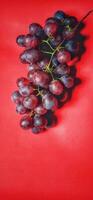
0 0 93 199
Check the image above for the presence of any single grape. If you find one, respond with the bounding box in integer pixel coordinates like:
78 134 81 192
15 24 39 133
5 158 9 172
61 90 68 103
65 40 79 54
19 85 33 97
32 126 43 134
28 63 40 72
16 77 29 88
33 70 50 88
33 115 47 128
44 22 58 37
62 27 75 39
25 34 40 48
57 50 71 64
34 105 47 115
16 103 28 114
54 10 66 21
16 35 25 47
29 23 43 38
23 95 38 109
20 115 32 129
60 75 74 88
49 80 64 95
11 91 23 104
45 17 59 24
63 16 78 28
54 64 70 76
20 49 41 64
42 93 58 110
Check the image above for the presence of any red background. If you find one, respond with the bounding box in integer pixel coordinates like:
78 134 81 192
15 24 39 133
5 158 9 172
0 0 93 199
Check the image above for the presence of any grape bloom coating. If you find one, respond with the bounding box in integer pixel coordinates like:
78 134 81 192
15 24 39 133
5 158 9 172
11 10 93 134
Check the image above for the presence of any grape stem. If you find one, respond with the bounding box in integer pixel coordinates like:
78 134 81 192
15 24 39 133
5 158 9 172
74 9 93 31
41 39 54 51
41 50 52 55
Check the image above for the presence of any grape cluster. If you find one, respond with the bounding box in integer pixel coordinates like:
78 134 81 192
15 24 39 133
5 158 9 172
11 10 91 134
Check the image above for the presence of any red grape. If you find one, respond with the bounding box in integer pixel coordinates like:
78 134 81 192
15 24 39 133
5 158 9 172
60 75 74 88
34 105 47 115
29 23 43 37
33 115 47 128
20 49 41 64
54 64 70 75
20 115 32 129
49 80 64 95
16 77 29 88
42 93 58 110
33 70 50 88
25 34 40 48
16 103 28 114
57 50 71 64
19 85 33 97
44 22 58 37
16 35 25 47
23 95 38 109
11 91 23 104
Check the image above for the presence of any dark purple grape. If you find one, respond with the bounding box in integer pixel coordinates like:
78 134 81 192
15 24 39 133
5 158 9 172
28 63 40 72
49 80 64 95
24 34 40 48
33 70 50 88
29 23 43 38
63 16 78 28
16 35 25 47
50 35 62 47
62 27 75 39
34 105 47 115
20 115 32 129
60 75 74 88
44 22 58 37
16 77 29 88
32 126 43 134
54 64 70 76
61 90 68 103
38 58 49 70
20 49 41 64
16 103 28 114
54 10 66 21
34 115 47 128
42 93 58 110
23 95 38 109
11 91 23 104
57 50 71 64
45 17 59 24
19 85 33 97
65 40 79 54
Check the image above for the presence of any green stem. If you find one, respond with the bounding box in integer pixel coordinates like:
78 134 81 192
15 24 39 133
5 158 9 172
41 39 54 51
41 50 53 55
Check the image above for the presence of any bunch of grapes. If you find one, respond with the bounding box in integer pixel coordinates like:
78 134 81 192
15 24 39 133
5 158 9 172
11 10 93 134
